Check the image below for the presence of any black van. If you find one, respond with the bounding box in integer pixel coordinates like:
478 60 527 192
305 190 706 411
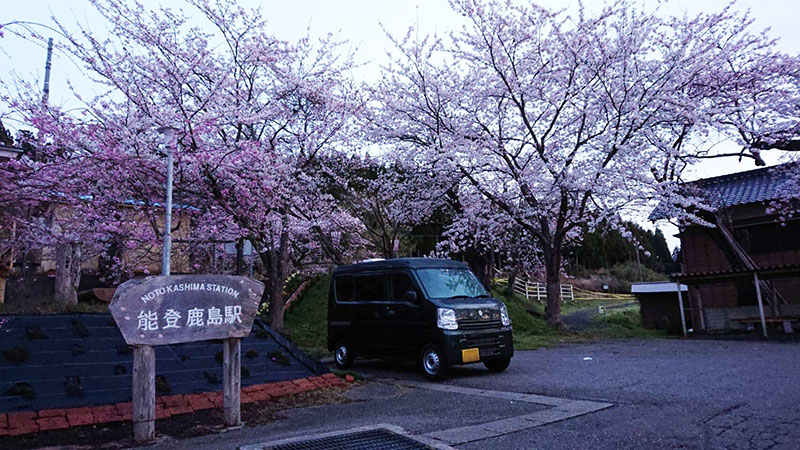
327 258 513 379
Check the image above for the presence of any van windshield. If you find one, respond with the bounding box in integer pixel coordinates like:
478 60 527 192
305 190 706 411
416 268 489 299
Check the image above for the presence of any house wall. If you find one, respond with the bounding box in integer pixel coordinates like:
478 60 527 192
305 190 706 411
637 292 685 334
36 204 193 275
680 211 800 330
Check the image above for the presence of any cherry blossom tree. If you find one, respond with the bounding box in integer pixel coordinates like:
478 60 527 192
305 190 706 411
4 0 363 327
373 0 797 326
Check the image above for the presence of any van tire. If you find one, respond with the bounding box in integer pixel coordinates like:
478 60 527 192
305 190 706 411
334 340 354 369
420 344 448 380
484 358 511 372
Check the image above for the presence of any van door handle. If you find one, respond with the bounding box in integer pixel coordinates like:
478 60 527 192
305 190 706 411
386 308 396 317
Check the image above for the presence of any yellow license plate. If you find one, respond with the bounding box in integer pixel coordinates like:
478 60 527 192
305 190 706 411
461 348 480 363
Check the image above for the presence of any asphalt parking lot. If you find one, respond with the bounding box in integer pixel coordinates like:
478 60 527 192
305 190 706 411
155 338 800 450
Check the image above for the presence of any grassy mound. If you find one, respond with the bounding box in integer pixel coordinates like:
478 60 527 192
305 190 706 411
283 275 330 359
491 289 562 350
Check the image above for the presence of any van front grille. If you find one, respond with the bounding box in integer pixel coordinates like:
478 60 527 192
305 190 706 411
464 334 502 348
458 319 503 330
462 334 503 357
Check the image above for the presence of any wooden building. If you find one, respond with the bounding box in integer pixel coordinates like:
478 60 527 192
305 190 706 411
632 282 689 334
651 162 800 335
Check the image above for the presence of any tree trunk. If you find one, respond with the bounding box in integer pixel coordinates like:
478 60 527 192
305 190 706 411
464 247 490 290
506 264 518 298
488 248 495 288
235 238 245 276
543 247 562 327
55 242 81 306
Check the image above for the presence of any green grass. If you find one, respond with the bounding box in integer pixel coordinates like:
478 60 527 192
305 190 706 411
494 289 667 349
560 298 632 314
491 288 563 350
283 275 330 359
586 309 668 339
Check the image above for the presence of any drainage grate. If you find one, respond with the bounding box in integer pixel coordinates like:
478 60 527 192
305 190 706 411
263 428 433 450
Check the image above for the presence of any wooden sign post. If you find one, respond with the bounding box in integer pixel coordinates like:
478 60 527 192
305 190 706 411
109 275 264 442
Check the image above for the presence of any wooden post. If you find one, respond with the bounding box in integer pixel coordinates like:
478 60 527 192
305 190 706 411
754 272 768 338
697 292 705 331
132 346 155 442
223 338 241 427
675 281 687 338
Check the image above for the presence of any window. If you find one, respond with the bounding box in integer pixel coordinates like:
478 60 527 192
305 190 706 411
416 268 488 299
334 276 355 302
355 274 388 302
392 273 419 303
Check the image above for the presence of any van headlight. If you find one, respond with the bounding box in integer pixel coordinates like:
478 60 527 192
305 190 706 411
437 308 458 330
500 304 511 326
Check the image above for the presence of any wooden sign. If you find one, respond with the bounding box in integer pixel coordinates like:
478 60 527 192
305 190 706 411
108 274 264 441
109 275 264 346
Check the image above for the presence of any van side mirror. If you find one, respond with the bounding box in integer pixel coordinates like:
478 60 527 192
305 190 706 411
403 290 418 303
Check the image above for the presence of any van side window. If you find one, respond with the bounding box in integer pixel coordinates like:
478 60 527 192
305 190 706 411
392 273 419 304
334 276 356 302
355 274 388 302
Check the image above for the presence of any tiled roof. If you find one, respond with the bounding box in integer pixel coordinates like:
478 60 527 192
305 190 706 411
649 162 798 220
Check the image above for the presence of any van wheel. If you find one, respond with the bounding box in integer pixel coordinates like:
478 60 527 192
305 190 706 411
334 340 354 369
484 358 511 372
420 344 448 380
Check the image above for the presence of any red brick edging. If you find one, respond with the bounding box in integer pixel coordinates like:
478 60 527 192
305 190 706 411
0 374 349 437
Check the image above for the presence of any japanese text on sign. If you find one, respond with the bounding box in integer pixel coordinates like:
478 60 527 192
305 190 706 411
136 306 242 331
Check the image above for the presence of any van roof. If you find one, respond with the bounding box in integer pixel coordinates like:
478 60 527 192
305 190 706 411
332 258 469 275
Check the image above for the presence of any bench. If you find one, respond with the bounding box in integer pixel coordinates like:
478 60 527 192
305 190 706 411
732 317 798 334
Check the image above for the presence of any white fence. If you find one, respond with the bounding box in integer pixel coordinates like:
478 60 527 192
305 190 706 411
512 277 574 303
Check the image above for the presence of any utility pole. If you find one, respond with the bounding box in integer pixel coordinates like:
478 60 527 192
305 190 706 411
635 247 644 282
42 38 53 104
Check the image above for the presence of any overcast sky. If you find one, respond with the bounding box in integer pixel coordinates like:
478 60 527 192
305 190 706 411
2 0 798 250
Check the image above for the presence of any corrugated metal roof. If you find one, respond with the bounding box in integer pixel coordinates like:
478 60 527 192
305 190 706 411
649 162 798 220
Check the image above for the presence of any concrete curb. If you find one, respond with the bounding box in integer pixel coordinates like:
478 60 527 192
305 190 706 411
393 380 614 446
0 374 351 437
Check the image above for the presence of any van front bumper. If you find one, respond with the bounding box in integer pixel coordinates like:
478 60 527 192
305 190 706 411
442 327 513 366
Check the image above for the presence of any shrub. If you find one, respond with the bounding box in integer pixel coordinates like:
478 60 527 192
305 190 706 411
155 375 171 394
3 347 30 363
25 326 47 340
203 370 220 384
116 344 133 356
64 375 83 397
71 319 90 338
267 350 291 366
71 343 86 356
244 349 259 359
253 328 270 339
6 382 35 399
